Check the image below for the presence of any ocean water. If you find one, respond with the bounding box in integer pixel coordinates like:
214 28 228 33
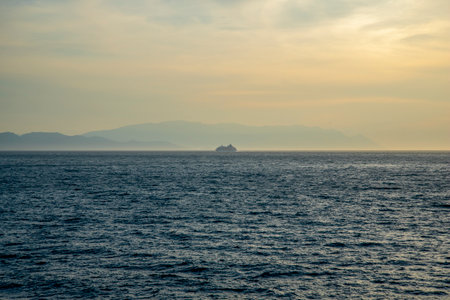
0 151 449 299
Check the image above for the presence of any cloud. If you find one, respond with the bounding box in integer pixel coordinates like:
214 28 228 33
274 0 374 27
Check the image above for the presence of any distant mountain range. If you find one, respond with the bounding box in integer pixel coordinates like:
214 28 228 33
0 132 178 150
0 121 378 150
84 121 377 150
87 121 377 150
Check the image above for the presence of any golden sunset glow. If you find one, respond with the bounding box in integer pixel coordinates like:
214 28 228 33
1 0 449 149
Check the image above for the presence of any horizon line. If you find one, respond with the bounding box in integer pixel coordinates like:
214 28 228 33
1 149 449 152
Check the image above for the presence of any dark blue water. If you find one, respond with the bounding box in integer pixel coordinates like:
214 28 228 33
1 151 449 299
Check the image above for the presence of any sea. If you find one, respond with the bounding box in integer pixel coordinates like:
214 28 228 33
0 151 449 299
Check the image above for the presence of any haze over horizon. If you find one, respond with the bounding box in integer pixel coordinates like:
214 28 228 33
1 0 449 149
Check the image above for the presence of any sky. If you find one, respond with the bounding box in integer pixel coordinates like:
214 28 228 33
0 0 449 149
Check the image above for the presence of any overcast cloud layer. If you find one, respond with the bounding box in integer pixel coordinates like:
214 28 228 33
1 0 449 149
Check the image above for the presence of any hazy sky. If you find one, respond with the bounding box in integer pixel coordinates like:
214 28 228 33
1 0 449 149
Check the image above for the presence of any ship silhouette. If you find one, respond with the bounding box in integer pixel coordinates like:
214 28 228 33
215 144 237 152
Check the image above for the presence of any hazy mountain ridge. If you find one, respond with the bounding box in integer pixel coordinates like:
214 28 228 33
84 121 378 150
0 132 179 150
1 121 378 150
